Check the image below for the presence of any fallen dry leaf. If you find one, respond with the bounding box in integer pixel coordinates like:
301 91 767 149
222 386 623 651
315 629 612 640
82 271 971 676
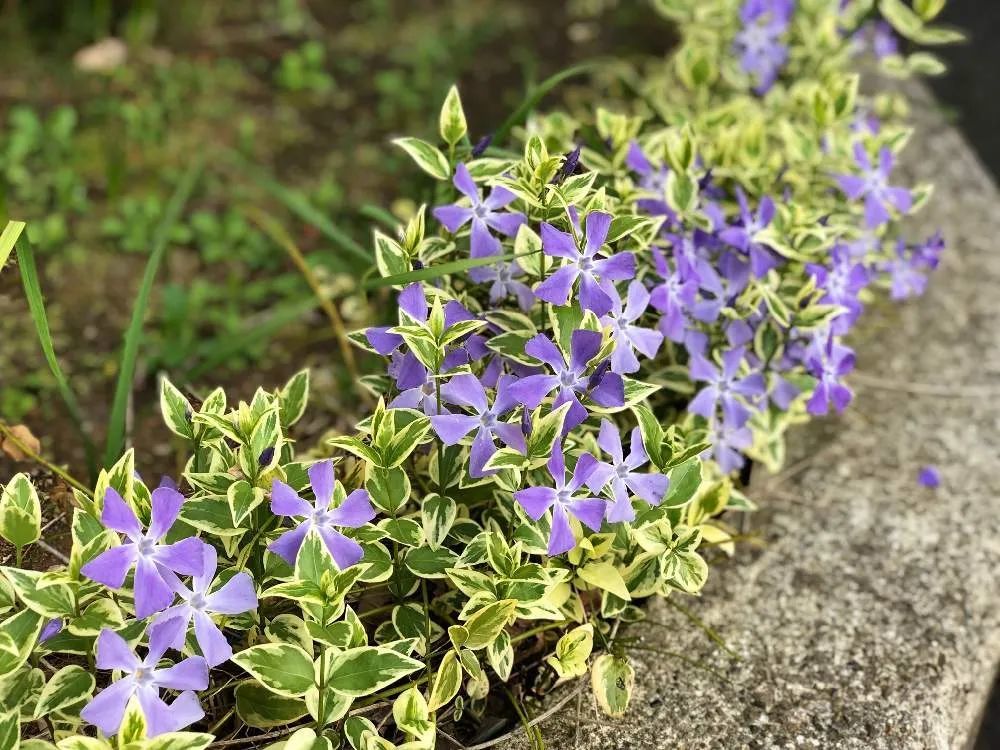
2 424 41 461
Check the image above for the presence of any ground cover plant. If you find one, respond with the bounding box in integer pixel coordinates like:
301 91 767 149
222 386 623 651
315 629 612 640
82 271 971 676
0 0 959 748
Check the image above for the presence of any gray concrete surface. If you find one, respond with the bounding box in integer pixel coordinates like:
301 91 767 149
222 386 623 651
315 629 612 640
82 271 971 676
503 82 1000 750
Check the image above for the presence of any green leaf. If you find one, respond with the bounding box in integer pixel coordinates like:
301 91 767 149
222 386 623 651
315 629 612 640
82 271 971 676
0 710 18 750
34 665 95 719
421 494 456 550
590 653 634 717
546 623 594 680
232 643 316 697
234 683 308 729
142 733 215 750
663 458 702 508
526 402 571 459
0 474 41 548
279 370 310 427
373 229 410 278
0 220 24 274
577 561 631 601
323 645 423 697
160 377 194 440
439 85 468 146
105 159 203 466
1 569 75 619
404 545 459 579
392 137 451 180
13 227 96 479
427 649 462 711
462 598 516 650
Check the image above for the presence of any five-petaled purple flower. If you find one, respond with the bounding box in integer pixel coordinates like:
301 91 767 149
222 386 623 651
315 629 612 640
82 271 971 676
688 347 766 426
804 334 855 415
734 0 794 94
702 408 755 474
884 239 930 300
599 281 664 374
807 243 870 333
514 444 607 556
837 143 912 228
433 163 526 258
430 374 526 477
152 545 257 667
534 211 636 317
649 249 698 342
81 621 207 737
269 460 376 569
81 487 207 619
719 189 781 277
468 258 535 311
509 330 625 434
587 420 669 522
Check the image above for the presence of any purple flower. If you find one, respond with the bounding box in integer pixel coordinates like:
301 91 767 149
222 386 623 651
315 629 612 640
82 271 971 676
837 144 912 228
432 163 526 258
912 231 945 270
508 330 625 434
534 211 636 317
702 408 754 474
918 465 940 488
81 487 207 619
430 374 526 477
514 445 607 555
366 284 472 357
807 244 870 333
39 619 62 643
81 621 207 737
388 354 445 415
649 249 698 342
151 546 257 667
268 460 375 569
625 142 676 221
804 334 855 415
885 239 929 300
719 189 781 277
664 231 723 293
587 420 669 522
734 0 794 94
688 347 766 426
599 281 664 374
468 258 535 310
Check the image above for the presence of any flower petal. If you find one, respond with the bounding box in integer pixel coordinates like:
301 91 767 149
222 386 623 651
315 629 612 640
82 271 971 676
193 610 233 667
329 489 376 528
95 628 140 672
308 460 336 510
101 488 142 540
81 544 137 589
148 486 185 541
155 537 207 577
205 571 257 615
547 503 576 556
153 655 210 692
270 480 311 518
81 677 135 736
317 526 365 569
134 556 176 619
514 486 556 521
268 523 310 565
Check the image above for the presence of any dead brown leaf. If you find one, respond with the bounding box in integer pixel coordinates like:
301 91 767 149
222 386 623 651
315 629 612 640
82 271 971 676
2 424 41 461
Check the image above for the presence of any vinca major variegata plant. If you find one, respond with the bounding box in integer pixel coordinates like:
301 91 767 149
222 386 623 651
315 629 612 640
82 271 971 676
0 1 958 748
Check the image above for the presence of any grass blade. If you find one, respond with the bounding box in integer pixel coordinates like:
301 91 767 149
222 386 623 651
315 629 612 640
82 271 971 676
12 221 98 480
104 159 204 466
0 220 24 272
367 252 520 288
493 61 602 144
244 206 362 386
228 152 371 267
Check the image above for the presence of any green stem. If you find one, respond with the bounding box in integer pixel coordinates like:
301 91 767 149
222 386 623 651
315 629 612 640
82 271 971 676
315 649 327 729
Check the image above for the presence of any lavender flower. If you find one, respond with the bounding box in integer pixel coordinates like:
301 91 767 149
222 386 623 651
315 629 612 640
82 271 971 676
837 143 912 228
534 211 636 317
719 189 781 277
430 374 526 477
514 445 607 555
81 621 207 737
587 420 669 522
807 243 870 333
468 258 535 310
432 163 526 258
702 407 755 474
388 354 446 415
268 460 375 569
804 334 855 415
81 487 207 619
885 239 929 300
151 546 257 667
649 249 698 342
599 280 664 374
734 0 794 94
508 330 625 434
39 619 63 643
625 142 676 222
688 347 766 426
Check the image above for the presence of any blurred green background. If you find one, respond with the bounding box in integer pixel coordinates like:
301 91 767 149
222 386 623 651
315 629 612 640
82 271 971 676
0 0 672 480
